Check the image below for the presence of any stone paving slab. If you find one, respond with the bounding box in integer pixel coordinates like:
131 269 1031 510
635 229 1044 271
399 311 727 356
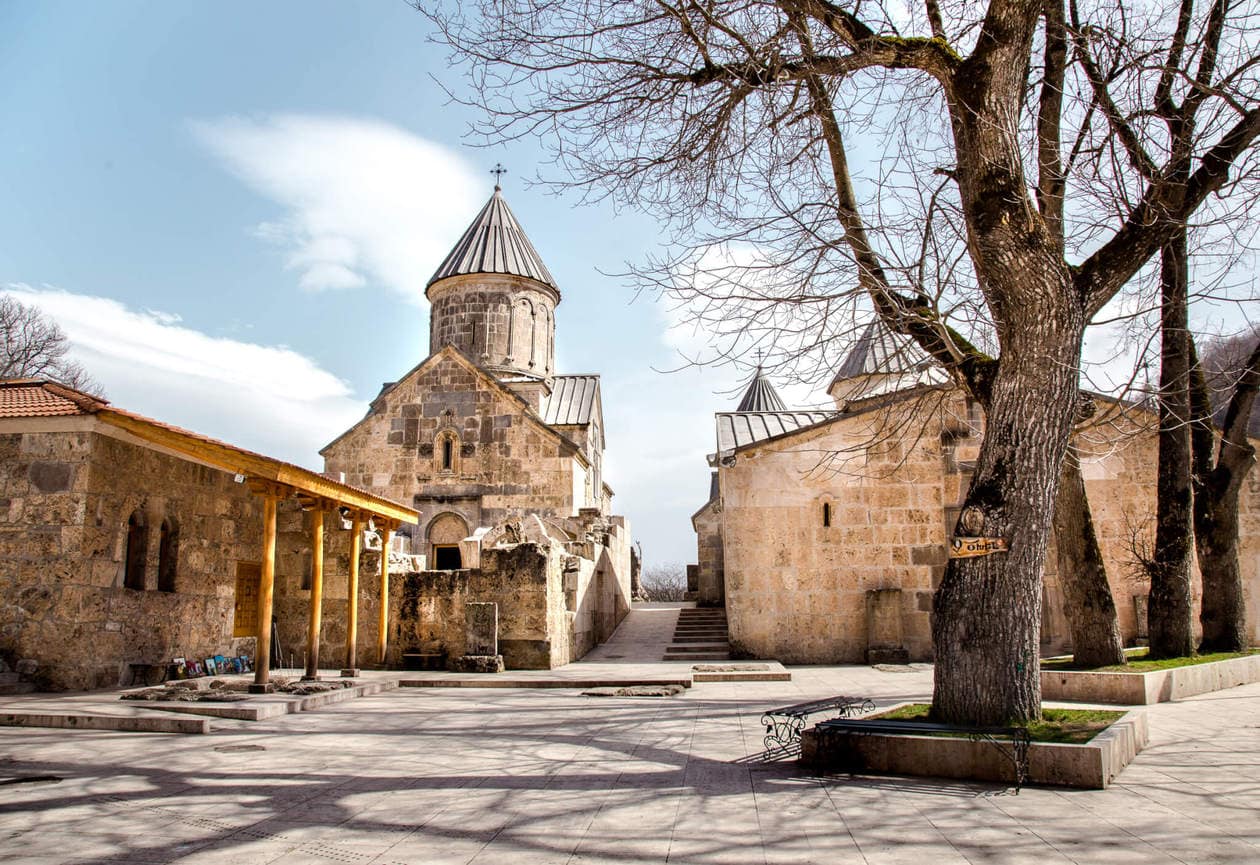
0 666 1256 863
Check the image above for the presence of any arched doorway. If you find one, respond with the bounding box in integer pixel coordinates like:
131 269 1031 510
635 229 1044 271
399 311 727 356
427 512 469 570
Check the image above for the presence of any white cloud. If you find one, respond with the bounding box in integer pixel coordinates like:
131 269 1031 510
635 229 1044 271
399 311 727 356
190 114 484 302
4 285 365 469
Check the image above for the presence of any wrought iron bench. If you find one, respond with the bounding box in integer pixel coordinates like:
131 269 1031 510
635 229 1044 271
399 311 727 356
815 718 1032 791
762 696 876 751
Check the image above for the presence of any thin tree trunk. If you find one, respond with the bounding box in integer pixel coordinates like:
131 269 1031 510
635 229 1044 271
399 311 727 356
1052 446 1126 667
1192 337 1260 652
1149 232 1196 658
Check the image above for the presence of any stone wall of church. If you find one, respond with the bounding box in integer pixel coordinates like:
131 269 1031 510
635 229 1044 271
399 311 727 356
564 515 633 660
713 393 1260 664
692 500 725 607
322 350 583 551
0 423 261 690
719 401 950 664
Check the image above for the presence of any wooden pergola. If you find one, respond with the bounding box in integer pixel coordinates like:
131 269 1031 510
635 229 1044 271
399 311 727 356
97 409 418 692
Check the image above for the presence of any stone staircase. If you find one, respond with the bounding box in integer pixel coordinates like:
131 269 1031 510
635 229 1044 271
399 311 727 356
663 607 731 662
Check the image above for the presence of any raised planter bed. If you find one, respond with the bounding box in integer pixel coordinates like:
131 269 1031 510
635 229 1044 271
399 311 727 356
1041 653 1260 705
800 703 1148 789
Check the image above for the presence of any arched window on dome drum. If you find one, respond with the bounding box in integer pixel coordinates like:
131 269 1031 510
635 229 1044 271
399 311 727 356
123 510 148 590
157 517 179 592
822 502 832 528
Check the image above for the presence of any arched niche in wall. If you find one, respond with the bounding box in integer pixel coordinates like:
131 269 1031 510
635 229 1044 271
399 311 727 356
157 516 179 592
123 509 148 590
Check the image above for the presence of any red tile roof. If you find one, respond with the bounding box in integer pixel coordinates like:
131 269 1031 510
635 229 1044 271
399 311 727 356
0 379 108 417
0 378 416 521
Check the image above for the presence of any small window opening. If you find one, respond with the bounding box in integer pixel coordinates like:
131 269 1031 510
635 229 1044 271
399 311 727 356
157 517 178 592
123 510 148 590
443 437 453 471
822 502 832 528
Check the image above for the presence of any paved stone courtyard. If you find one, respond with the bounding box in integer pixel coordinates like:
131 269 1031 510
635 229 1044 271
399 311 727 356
2 659 1258 865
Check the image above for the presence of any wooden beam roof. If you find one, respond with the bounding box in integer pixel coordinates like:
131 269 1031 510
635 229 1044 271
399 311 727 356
97 408 417 524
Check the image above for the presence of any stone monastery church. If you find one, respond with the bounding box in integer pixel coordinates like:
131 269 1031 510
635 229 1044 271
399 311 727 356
692 322 1260 665
0 185 632 691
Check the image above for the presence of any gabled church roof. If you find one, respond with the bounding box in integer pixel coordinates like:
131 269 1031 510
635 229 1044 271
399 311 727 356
542 375 601 426
427 187 558 289
735 367 788 412
715 410 838 454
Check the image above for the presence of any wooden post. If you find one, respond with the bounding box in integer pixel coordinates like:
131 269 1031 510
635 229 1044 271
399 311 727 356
250 491 279 693
340 513 363 677
302 506 325 681
378 523 393 665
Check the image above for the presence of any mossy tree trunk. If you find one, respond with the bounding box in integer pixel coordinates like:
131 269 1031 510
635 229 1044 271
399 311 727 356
1149 232 1196 659
1191 336 1260 652
1052 446 1126 667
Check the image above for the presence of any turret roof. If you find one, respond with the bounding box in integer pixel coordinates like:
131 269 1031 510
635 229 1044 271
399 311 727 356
427 187 558 289
735 367 788 412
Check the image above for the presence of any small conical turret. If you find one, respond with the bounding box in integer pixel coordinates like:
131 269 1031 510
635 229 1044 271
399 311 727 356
735 367 788 412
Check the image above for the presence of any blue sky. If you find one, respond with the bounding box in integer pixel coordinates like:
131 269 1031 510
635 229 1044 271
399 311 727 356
6 3 1236 566
0 1 774 565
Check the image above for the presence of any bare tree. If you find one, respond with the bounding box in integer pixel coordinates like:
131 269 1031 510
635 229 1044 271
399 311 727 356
640 562 689 602
0 295 101 395
1069 0 1260 658
425 0 1260 724
1192 326 1260 652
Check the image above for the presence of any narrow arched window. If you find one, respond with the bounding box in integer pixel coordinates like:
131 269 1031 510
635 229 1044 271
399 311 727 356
435 429 460 474
123 510 148 590
157 517 178 592
822 502 832 528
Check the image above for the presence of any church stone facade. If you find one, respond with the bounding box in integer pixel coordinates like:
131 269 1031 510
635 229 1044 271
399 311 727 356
314 185 631 669
693 321 1260 665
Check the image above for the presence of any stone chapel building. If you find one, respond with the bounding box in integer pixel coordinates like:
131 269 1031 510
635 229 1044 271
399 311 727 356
314 183 632 668
691 320 1260 665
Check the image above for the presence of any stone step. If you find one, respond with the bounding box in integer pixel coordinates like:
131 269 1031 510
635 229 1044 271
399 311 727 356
664 642 731 652
665 651 731 661
671 635 729 643
674 625 728 632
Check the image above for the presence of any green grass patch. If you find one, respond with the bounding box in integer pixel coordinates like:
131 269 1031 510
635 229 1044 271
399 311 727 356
873 703 1124 744
1040 648 1257 673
